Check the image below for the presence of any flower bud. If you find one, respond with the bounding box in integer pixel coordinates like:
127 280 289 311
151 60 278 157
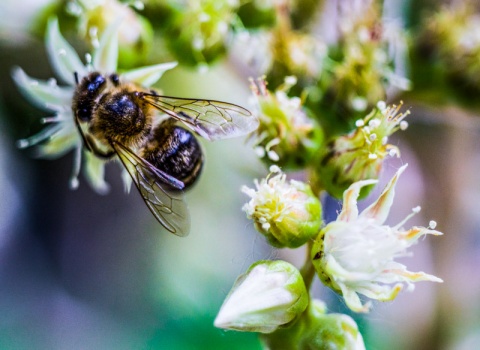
214 260 309 333
314 101 409 199
311 165 443 313
242 166 322 248
164 0 238 66
250 77 324 170
67 0 153 68
260 299 366 350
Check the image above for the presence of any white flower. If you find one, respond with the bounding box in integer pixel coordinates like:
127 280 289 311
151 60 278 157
311 164 443 313
13 17 177 193
242 166 322 248
214 260 308 333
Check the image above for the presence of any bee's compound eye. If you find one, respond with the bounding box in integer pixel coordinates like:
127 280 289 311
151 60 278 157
87 74 106 92
109 74 120 86
77 107 91 121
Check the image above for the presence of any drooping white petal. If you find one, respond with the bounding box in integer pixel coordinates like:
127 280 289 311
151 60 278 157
12 67 73 112
338 283 371 313
359 164 408 224
122 62 178 87
92 16 122 73
46 18 87 84
83 151 110 194
121 167 133 193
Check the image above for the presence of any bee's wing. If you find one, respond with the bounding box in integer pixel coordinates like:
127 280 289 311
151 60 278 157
113 142 190 237
141 94 258 141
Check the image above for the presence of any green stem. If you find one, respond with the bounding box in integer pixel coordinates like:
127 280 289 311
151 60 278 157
300 240 315 292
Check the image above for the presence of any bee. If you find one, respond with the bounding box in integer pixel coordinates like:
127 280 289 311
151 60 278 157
72 71 258 237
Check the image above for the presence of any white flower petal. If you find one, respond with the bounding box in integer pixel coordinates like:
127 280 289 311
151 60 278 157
46 18 87 84
121 167 133 193
93 16 122 73
360 164 408 224
338 283 370 313
338 179 377 222
83 151 110 194
36 119 80 158
122 62 178 87
12 67 73 112
17 123 63 150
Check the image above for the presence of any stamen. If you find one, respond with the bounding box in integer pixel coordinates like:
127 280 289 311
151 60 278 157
69 145 82 190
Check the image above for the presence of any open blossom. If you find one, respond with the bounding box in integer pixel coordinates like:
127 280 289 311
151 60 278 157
242 165 322 248
311 164 443 313
13 17 176 193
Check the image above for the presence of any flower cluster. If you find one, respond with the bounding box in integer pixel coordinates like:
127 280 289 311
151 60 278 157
11 2 446 348
14 17 176 193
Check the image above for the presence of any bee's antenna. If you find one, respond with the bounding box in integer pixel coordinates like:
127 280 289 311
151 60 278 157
74 72 79 85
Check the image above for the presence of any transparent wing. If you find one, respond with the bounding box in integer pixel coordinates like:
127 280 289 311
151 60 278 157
113 142 190 236
141 94 258 141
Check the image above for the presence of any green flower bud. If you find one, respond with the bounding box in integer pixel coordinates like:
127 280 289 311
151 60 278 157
250 77 324 170
242 166 322 248
268 30 327 88
67 0 153 68
214 260 309 333
314 101 409 199
164 0 238 66
260 299 366 350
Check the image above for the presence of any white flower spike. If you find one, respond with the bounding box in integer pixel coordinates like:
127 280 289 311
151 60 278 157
312 164 443 313
13 17 177 193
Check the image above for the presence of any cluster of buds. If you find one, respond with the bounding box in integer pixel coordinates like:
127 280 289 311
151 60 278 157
215 262 366 349
66 0 153 68
314 101 409 199
250 76 324 169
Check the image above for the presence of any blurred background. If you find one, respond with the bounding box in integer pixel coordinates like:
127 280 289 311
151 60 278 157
0 0 479 349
